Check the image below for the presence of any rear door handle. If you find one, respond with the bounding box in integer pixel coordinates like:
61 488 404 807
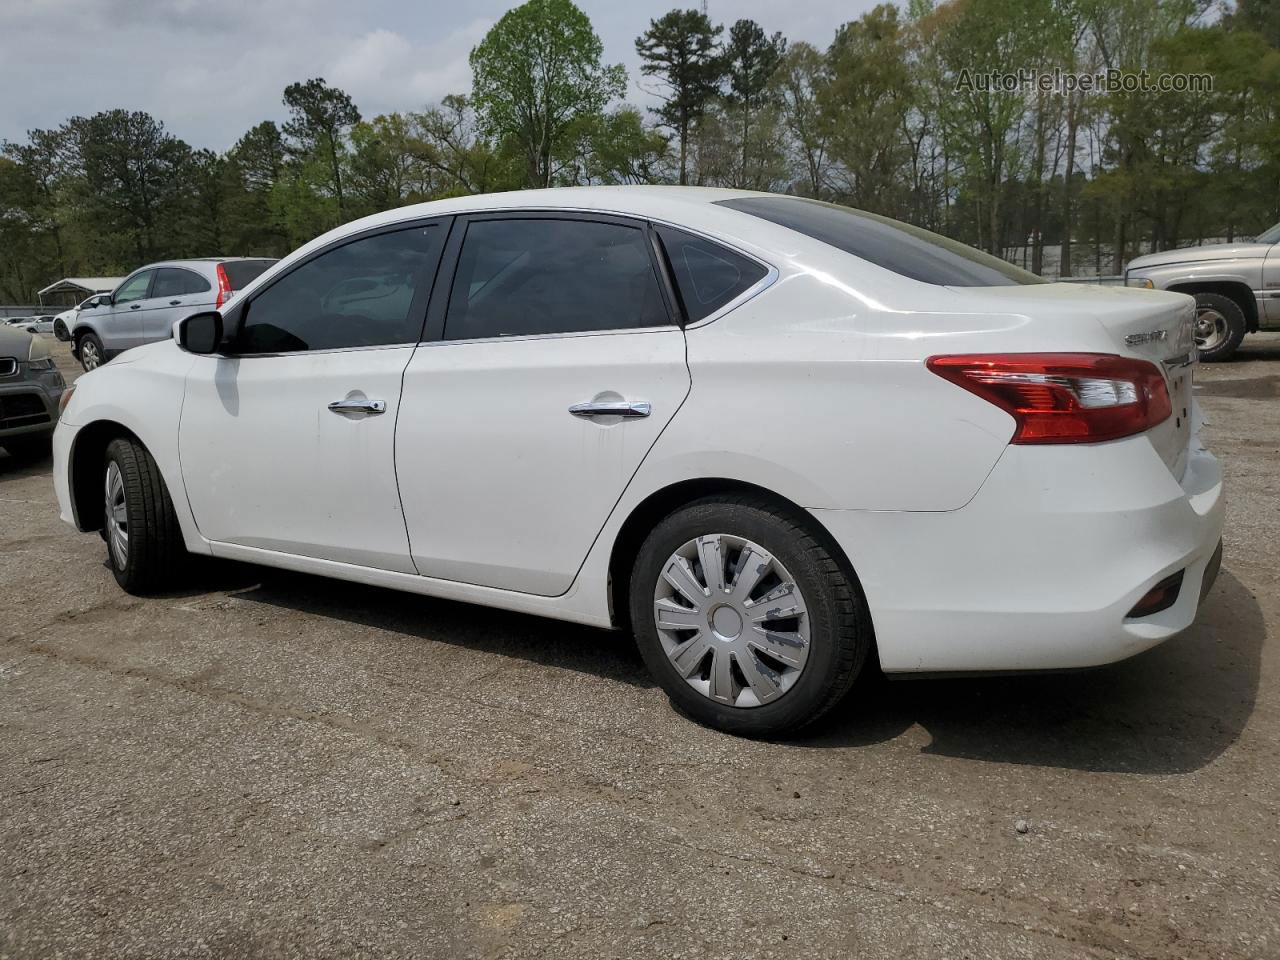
129 304 141 310
327 398 386 416
568 400 651 419
169 300 183 306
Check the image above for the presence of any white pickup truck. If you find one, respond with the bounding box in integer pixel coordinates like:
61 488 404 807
1124 221 1280 361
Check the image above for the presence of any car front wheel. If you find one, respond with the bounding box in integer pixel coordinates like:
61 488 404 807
103 437 187 593
630 495 871 737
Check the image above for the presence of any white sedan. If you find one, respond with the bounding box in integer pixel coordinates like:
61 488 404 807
52 187 1224 736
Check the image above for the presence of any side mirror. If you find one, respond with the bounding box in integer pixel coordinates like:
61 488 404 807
95 295 111 307
177 311 224 354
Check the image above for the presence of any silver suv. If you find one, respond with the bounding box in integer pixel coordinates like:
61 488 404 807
71 258 276 370
1124 221 1280 361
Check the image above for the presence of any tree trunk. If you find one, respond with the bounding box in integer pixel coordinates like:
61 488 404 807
679 114 689 187
1059 104 1079 278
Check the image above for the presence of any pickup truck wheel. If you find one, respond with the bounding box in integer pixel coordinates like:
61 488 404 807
78 332 105 371
103 437 188 593
1193 293 1246 362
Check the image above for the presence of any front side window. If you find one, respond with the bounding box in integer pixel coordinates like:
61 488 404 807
444 218 670 340
238 226 440 353
113 271 153 304
717 196 1046 287
657 226 767 322
153 268 210 298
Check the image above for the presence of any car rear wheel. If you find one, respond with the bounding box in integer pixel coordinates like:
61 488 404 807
1193 292 1246 362
103 437 187 593
629 495 870 736
79 332 105 371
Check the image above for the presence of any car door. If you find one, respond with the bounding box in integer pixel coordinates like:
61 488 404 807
1264 243 1280 325
148 267 212 342
395 212 691 596
102 269 155 351
179 219 448 572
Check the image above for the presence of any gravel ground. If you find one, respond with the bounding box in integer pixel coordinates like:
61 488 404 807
2 335 1278 960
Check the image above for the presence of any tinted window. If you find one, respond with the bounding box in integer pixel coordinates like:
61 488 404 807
657 226 767 322
153 268 210 298
445 218 669 340
223 259 276 290
114 271 153 304
239 226 439 353
717 196 1046 287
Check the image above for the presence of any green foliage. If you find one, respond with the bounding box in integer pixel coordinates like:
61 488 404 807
469 0 625 188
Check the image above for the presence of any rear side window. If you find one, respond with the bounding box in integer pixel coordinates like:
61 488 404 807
222 259 276 290
656 226 767 322
238 227 439 353
153 268 211 298
717 196 1046 287
444 218 670 340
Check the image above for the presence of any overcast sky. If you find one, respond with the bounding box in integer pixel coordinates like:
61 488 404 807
0 0 883 150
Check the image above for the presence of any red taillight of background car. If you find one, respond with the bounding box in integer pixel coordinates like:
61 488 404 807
927 353 1172 444
214 263 233 309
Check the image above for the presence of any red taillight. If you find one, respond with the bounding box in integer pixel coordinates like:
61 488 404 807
214 263 233 309
927 353 1172 444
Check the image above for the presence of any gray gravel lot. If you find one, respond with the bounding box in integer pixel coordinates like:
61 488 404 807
2 336 1278 959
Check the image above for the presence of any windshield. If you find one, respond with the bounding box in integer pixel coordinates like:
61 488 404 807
717 195 1046 287
1256 221 1280 244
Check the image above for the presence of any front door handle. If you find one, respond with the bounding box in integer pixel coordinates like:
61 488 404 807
568 400 651 419
129 304 141 310
328 398 386 416
169 300 183 306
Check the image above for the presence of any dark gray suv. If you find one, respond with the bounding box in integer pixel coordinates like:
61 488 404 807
0 325 66 459
71 257 276 370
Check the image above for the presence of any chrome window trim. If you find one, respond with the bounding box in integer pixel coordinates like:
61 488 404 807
209 341 420 361
415 325 679 349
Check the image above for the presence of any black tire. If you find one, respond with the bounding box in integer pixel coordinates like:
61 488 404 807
2 434 52 461
103 436 188 593
629 494 871 737
78 331 106 371
53 318 70 342
1193 292 1246 362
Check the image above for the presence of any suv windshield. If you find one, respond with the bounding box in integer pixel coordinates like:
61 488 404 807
1256 221 1280 244
716 196 1046 287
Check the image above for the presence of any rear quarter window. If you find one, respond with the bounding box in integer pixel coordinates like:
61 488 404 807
656 226 767 322
222 259 276 290
716 196 1045 287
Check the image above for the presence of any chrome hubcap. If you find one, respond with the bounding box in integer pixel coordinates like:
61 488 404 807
104 461 128 569
81 341 100 369
1194 309 1227 352
653 534 810 708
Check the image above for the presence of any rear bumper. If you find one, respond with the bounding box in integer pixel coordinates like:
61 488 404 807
813 432 1226 673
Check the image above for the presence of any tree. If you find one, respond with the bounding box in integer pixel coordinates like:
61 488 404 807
282 78 361 219
470 0 625 188
66 110 192 264
822 5 914 213
724 19 786 187
636 9 725 185
776 42 832 197
412 95 520 196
